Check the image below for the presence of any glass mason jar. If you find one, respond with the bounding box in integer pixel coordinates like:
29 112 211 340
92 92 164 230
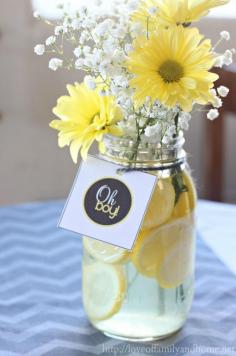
82 135 197 341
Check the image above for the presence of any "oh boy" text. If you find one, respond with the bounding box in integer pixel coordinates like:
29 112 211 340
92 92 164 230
95 185 120 220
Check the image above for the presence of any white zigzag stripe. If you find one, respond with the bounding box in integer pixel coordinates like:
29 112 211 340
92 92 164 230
0 236 80 251
169 325 236 345
0 273 81 295
0 230 72 244
0 206 61 219
24 338 122 356
0 322 96 343
0 221 63 234
190 302 236 320
195 274 235 289
193 286 233 306
0 211 60 225
0 305 87 325
0 351 20 356
0 289 81 305
0 255 81 274
3 201 62 214
0 244 81 261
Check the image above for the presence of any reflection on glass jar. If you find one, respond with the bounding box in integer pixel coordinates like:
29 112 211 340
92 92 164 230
82 135 197 341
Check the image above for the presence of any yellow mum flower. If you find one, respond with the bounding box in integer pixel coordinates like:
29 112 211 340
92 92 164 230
133 0 229 28
50 83 123 162
128 26 219 112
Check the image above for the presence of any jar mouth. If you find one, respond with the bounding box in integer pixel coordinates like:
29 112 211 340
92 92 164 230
101 134 186 168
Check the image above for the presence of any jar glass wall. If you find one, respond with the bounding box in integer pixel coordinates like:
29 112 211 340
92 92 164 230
82 135 197 341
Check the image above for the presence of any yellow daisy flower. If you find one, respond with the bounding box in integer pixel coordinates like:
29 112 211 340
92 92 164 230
50 83 123 162
128 26 219 112
133 0 229 28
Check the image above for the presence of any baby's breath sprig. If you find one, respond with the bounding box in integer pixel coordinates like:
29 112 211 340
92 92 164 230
34 0 234 152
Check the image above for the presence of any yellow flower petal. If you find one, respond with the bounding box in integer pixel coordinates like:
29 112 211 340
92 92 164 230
132 0 229 28
128 26 218 111
50 82 123 162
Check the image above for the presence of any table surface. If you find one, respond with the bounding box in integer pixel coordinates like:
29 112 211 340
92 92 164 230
0 200 236 356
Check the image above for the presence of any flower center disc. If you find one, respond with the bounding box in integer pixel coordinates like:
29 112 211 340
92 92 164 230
158 60 184 83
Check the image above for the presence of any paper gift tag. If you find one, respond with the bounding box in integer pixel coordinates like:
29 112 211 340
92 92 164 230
59 156 157 250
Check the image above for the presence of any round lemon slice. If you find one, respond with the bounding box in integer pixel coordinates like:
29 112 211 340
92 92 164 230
142 178 175 230
83 237 129 264
82 262 126 321
131 217 194 280
156 221 195 289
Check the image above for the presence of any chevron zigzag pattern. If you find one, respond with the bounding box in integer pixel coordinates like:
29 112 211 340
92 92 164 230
0 200 236 356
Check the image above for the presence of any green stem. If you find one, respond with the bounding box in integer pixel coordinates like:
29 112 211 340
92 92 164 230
174 112 179 138
129 116 154 165
172 168 188 205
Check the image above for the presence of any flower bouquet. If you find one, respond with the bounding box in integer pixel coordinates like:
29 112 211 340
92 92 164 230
35 0 233 341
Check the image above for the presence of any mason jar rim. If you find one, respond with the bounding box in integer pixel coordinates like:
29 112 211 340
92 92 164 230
100 134 187 169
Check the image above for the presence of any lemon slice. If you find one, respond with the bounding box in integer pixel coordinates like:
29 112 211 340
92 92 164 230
83 262 126 321
83 237 129 264
131 228 164 278
184 170 197 211
142 178 175 230
131 217 194 280
172 170 197 219
156 220 195 289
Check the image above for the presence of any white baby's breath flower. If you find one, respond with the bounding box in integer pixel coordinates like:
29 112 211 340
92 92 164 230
33 10 40 19
127 0 139 11
75 58 84 68
125 44 133 54
80 31 89 44
130 23 143 37
220 31 230 41
82 17 96 29
54 26 64 36
145 123 161 137
166 125 176 136
94 20 112 37
217 86 229 98
80 5 88 16
179 112 191 130
179 112 191 121
148 6 157 15
45 36 56 46
103 38 116 53
83 46 91 55
74 47 82 58
213 96 223 109
95 0 102 6
114 75 128 88
57 2 64 10
84 75 96 90
214 55 224 68
162 135 171 145
207 109 219 120
223 49 233 65
34 44 45 55
48 58 63 71
210 89 217 97
71 18 80 30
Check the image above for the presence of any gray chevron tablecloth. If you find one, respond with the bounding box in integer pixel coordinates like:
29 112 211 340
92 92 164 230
0 200 236 356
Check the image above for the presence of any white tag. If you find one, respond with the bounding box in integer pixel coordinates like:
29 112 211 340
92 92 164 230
59 156 157 250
